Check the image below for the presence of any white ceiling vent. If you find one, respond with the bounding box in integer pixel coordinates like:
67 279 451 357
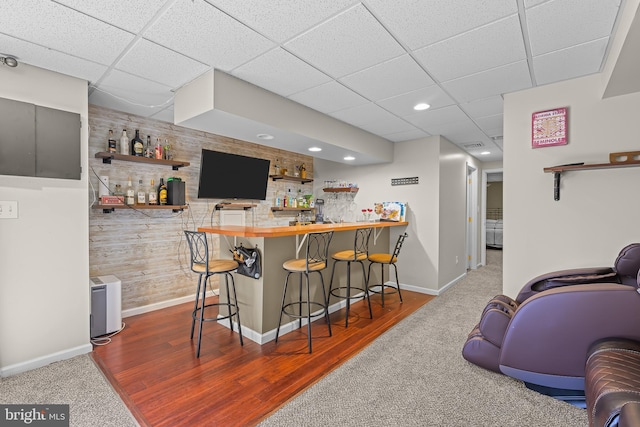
462 142 484 149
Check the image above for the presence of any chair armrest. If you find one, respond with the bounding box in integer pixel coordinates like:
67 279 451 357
620 402 640 427
500 283 640 385
516 267 616 303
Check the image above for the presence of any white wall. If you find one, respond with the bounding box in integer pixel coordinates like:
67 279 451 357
0 64 90 376
314 135 482 294
503 73 640 298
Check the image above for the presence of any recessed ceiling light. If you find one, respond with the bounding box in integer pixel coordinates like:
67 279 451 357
308 147 322 152
413 103 430 111
480 151 491 155
257 133 274 140
344 156 355 161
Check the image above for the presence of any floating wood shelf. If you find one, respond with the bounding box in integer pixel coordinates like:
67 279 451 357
271 207 314 212
323 187 359 193
93 204 187 213
269 174 313 184
95 152 190 170
215 203 256 210
543 160 640 201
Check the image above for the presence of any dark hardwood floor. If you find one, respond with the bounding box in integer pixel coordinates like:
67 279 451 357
92 290 434 427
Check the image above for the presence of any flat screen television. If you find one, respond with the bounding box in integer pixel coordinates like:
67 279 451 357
197 149 270 200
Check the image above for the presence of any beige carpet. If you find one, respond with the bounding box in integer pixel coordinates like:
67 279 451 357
259 249 588 426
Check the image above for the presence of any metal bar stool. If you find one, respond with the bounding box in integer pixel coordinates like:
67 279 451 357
327 227 373 327
276 231 333 353
367 232 408 307
184 230 243 357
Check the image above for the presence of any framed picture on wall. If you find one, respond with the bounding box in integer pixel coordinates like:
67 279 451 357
532 107 568 148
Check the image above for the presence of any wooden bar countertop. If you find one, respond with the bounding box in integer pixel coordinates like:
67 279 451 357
198 221 408 238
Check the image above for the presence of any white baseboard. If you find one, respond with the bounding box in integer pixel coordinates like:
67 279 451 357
1 344 93 378
122 290 217 318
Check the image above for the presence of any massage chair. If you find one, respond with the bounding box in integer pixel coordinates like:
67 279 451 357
462 243 640 404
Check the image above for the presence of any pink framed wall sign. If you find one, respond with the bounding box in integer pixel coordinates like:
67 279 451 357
532 107 568 148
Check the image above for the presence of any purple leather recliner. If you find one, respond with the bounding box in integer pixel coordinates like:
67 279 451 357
462 243 640 402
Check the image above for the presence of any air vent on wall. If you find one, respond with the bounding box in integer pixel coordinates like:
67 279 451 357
462 142 484 149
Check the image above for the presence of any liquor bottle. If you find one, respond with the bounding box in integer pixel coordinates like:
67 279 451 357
136 179 147 205
274 190 282 208
107 129 116 154
120 129 129 155
148 179 158 205
144 135 153 158
125 177 135 206
155 138 163 160
131 129 144 156
158 178 167 205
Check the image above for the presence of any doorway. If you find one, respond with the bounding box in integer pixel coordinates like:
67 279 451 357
466 164 478 270
481 168 503 266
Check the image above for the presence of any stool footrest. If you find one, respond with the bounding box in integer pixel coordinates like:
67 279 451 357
329 286 368 299
281 301 328 319
192 302 238 323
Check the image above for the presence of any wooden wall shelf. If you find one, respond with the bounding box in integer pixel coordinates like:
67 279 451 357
271 207 313 212
95 152 190 170
269 174 313 184
323 187 359 193
93 204 187 213
543 160 640 200
215 203 255 210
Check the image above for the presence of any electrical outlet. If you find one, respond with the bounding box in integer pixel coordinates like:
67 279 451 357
0 201 18 219
455 255 459 264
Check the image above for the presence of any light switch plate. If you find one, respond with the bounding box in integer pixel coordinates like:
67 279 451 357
0 201 18 219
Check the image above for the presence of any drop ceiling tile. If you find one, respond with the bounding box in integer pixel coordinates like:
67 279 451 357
384 128 430 142
405 105 469 129
460 96 504 119
288 81 369 114
0 33 108 84
339 55 435 101
365 0 517 49
89 69 174 117
526 0 621 56
442 60 532 103
377 86 455 117
0 0 135 65
358 114 416 136
207 0 355 43
284 3 405 78
533 38 609 85
414 15 525 82
421 119 488 144
149 106 174 124
329 103 398 127
53 0 168 33
116 39 209 89
524 0 547 7
475 114 503 135
232 48 332 97
144 0 275 71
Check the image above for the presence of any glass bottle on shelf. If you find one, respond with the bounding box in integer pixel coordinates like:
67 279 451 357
155 138 163 160
148 179 158 205
119 129 129 155
107 129 116 154
144 135 153 158
273 158 280 176
125 177 135 206
158 178 167 205
132 129 144 156
136 179 147 205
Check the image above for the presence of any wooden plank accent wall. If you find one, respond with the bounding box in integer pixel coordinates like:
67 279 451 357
88 105 313 312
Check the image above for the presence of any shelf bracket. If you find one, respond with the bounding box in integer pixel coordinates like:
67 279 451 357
102 207 114 213
101 156 113 164
553 171 561 201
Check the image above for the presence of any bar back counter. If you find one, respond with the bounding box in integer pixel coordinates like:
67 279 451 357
198 221 408 344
